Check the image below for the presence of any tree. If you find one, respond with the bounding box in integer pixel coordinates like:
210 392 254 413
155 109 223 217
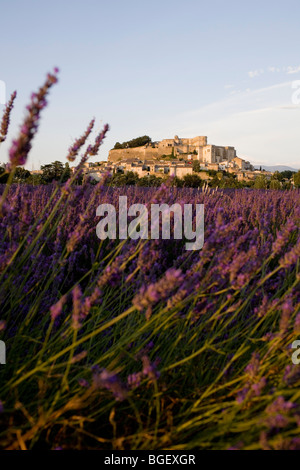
124 171 139 185
114 142 123 150
137 175 163 187
13 167 31 183
254 175 268 189
219 175 240 189
26 174 42 185
182 174 203 188
107 171 139 186
0 165 9 184
269 179 281 190
209 176 220 188
0 165 31 184
272 171 284 182
192 160 201 173
282 181 292 190
170 177 183 187
293 171 300 188
113 136 151 150
41 161 71 184
280 170 295 180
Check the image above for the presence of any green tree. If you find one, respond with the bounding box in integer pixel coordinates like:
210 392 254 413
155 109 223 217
192 160 201 173
114 142 123 150
26 174 42 185
169 176 183 187
124 171 139 185
41 161 71 184
182 174 202 188
113 135 151 150
13 167 31 183
269 179 281 190
137 175 163 187
209 176 220 188
0 165 9 184
293 171 300 188
219 176 240 189
254 175 268 189
272 171 284 182
107 171 139 186
280 170 295 179
282 181 292 190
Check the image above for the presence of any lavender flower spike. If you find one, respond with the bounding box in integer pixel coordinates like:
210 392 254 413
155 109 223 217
66 118 95 162
93 368 128 401
79 123 109 165
9 68 59 168
0 91 17 143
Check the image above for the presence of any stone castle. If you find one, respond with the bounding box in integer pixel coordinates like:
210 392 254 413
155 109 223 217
108 135 237 164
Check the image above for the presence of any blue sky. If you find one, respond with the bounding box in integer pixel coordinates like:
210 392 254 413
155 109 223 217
0 0 300 168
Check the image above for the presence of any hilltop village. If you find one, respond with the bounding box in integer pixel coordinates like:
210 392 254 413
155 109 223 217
77 135 272 185
21 135 298 188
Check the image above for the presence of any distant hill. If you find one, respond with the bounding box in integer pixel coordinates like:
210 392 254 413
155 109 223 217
254 165 299 172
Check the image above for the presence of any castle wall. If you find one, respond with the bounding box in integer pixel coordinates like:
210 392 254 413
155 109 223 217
108 147 145 162
109 146 181 162
108 136 237 165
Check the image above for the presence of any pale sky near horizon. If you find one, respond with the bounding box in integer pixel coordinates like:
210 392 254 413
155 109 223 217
0 0 300 169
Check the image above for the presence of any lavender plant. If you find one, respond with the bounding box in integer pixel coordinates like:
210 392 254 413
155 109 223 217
0 91 17 144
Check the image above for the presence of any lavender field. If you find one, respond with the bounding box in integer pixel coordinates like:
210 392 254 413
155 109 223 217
0 181 299 450
0 72 300 450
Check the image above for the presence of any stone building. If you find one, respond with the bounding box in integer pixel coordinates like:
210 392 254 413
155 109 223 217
201 145 236 164
169 165 193 178
108 135 237 164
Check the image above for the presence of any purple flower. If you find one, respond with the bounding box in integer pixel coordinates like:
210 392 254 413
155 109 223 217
79 123 109 165
279 239 300 269
71 284 83 330
141 355 161 382
66 118 95 162
251 377 266 396
236 387 249 403
279 295 294 333
9 69 58 167
245 353 260 378
50 294 67 322
133 268 183 320
92 368 128 401
264 396 295 430
0 91 17 143
78 378 90 388
294 313 300 334
127 372 143 389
